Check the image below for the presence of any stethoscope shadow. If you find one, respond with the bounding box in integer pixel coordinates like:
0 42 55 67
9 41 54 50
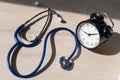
92 32 120 55
11 32 56 77
11 31 81 77
10 13 81 77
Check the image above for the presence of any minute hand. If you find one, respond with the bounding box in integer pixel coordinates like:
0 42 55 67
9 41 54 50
82 30 98 36
89 33 99 36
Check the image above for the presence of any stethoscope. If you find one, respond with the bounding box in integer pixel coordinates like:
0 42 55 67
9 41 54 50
7 1 78 78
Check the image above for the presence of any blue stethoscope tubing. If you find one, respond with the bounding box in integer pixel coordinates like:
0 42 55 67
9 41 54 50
14 10 52 47
7 27 79 78
14 24 39 47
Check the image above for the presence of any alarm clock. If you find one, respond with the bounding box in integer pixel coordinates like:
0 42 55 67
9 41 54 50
76 12 114 49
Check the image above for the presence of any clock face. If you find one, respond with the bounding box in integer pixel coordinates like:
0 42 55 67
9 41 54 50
77 22 100 49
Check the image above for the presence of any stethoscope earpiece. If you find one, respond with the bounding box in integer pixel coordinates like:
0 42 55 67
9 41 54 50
59 56 73 70
34 1 41 6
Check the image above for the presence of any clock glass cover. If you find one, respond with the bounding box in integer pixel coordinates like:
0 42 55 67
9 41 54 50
77 22 100 49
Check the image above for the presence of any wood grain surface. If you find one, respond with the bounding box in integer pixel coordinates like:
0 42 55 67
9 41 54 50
0 0 120 80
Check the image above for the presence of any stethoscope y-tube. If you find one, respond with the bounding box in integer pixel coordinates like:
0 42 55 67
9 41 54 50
14 1 66 47
7 27 78 78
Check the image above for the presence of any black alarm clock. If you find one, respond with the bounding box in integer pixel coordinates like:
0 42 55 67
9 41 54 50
76 12 114 49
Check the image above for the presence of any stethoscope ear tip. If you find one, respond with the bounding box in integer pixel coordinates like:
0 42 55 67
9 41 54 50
59 56 74 70
34 1 40 6
61 20 67 23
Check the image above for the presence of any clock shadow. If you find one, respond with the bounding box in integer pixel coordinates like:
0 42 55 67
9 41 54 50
91 32 120 55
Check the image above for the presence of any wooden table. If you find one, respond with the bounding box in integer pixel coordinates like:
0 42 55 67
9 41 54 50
0 1 120 80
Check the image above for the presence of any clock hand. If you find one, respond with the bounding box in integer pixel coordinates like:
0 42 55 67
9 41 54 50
82 30 98 36
81 30 90 35
89 33 99 35
81 30 98 36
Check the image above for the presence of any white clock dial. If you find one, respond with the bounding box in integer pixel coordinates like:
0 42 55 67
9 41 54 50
77 22 100 49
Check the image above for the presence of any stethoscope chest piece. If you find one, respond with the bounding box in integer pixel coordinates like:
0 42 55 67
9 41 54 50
76 12 114 49
59 56 73 70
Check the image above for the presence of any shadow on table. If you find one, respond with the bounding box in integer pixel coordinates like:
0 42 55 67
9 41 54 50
92 32 120 55
0 0 120 19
